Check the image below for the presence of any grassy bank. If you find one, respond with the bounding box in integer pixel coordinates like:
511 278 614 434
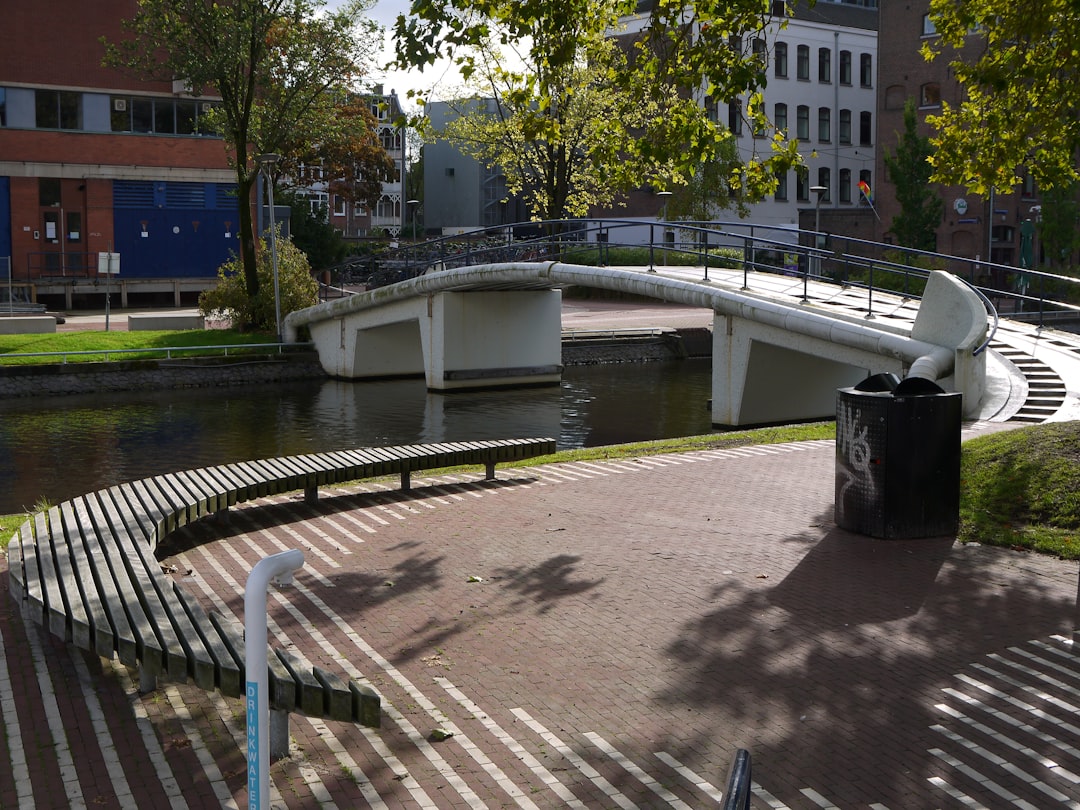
960 422 1080 559
0 329 278 364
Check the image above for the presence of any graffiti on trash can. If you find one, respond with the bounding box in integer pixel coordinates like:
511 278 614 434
836 399 874 521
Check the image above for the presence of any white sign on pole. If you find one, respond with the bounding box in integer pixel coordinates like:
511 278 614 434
97 252 121 275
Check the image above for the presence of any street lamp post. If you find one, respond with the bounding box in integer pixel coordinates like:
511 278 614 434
406 199 419 239
254 153 282 343
809 185 827 298
651 190 673 271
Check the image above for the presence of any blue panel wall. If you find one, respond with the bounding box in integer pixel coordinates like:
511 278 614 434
113 180 240 278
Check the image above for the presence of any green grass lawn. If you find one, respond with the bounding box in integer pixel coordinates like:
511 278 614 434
960 421 1080 559
0 329 279 364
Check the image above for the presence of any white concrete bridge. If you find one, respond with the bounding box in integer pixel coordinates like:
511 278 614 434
283 262 989 427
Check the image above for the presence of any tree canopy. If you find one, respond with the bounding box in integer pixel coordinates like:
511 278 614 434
923 0 1080 194
395 0 802 219
883 99 943 252
103 0 383 297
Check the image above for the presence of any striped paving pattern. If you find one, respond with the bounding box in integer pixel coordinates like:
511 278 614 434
3 438 1079 808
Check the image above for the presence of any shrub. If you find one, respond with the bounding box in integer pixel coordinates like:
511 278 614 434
199 230 319 332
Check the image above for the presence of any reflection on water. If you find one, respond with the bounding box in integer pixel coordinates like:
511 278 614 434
0 360 713 514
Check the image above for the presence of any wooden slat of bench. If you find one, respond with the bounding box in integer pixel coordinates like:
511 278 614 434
204 464 248 508
283 453 338 493
331 449 381 483
18 521 45 627
58 502 120 660
312 667 353 722
168 586 239 695
32 511 73 643
7 523 24 599
231 460 274 499
210 462 260 505
276 650 325 716
212 613 297 712
155 474 197 527
177 467 227 514
79 494 168 677
93 489 192 683
124 478 172 540
350 681 382 728
170 469 219 520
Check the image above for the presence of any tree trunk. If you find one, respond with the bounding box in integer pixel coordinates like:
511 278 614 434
237 174 260 299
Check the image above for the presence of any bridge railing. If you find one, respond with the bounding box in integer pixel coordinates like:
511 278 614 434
331 218 1079 330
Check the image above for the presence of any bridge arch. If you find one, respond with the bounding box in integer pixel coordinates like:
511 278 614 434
284 263 988 427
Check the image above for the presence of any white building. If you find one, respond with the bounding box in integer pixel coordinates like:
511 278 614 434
620 0 878 229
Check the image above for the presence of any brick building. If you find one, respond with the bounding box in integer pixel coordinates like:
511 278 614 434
1 3 241 307
874 0 1039 266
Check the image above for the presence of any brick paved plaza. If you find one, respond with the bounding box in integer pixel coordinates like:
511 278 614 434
3 433 1080 808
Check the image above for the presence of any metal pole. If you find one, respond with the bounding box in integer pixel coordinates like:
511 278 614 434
266 177 282 344
246 549 305 810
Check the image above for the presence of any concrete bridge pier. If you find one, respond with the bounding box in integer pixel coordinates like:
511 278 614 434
711 314 895 426
306 289 563 391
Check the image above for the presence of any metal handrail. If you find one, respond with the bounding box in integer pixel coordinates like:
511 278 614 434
0 342 314 365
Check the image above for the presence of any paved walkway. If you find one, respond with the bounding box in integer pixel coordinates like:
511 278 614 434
4 275 1080 808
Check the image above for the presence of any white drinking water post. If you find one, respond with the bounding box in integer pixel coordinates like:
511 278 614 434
245 548 305 810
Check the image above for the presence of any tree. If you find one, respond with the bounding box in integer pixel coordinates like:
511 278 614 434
198 228 319 331
1036 184 1080 270
103 0 381 298
394 0 802 217
280 191 349 271
923 0 1080 194
427 30 690 221
663 139 746 222
276 93 397 216
883 99 943 252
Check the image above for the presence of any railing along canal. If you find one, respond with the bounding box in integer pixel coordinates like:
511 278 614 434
0 342 314 365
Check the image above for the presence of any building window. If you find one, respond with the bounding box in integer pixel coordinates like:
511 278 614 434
859 169 872 204
818 107 831 142
920 82 941 108
752 37 767 68
728 100 742 135
796 170 809 202
839 168 852 203
839 109 851 144
774 102 788 135
35 89 81 130
39 178 62 208
333 195 346 216
860 53 873 88
818 47 831 83
797 45 810 80
817 168 831 202
921 13 937 36
860 111 873 145
839 51 852 85
111 96 217 135
796 105 809 140
775 169 788 201
1022 172 1036 198
775 42 788 78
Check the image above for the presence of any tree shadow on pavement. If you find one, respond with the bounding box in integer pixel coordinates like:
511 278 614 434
652 511 1079 808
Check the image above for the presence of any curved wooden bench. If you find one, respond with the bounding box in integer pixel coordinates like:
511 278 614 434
6 438 556 742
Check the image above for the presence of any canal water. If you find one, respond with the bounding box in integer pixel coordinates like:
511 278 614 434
0 359 713 515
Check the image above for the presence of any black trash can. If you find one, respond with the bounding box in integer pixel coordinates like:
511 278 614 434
835 374 962 539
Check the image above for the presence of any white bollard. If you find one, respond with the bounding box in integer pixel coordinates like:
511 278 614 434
245 548 305 810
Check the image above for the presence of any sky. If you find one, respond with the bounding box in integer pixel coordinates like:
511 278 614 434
337 0 464 110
